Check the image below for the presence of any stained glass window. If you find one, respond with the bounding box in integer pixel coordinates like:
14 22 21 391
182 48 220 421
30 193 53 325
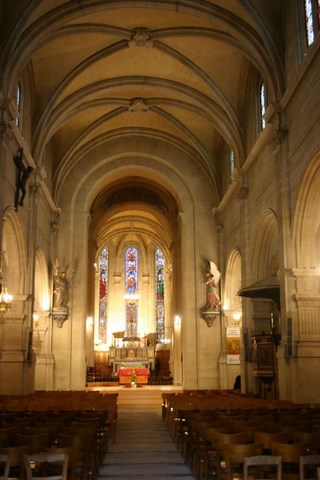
304 0 320 47
15 83 21 127
260 82 266 130
305 0 315 45
229 149 235 183
126 247 138 296
125 247 138 339
98 246 108 343
155 247 165 342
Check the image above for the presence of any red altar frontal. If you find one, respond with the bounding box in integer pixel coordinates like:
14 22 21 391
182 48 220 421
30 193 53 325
117 366 149 385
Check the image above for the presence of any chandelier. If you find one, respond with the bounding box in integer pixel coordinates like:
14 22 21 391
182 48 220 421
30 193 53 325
0 251 13 313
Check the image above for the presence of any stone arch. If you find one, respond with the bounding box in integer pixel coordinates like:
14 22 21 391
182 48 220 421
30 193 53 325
293 153 320 269
2 208 27 296
34 248 50 313
251 208 279 280
224 247 242 315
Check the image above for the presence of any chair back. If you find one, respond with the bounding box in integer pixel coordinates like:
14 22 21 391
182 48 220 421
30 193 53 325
272 442 310 463
244 455 282 480
294 431 320 453
214 431 247 448
299 454 320 480
0 453 10 480
222 443 263 480
0 444 29 478
15 432 50 452
24 452 68 480
254 431 292 451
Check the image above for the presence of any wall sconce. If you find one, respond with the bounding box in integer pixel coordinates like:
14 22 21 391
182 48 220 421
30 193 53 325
174 315 181 327
223 304 242 327
33 312 39 328
0 251 13 313
86 316 94 327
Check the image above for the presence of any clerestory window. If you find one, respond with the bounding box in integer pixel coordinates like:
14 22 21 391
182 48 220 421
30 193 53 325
98 246 108 344
155 247 165 343
15 83 21 127
259 82 267 131
304 0 320 47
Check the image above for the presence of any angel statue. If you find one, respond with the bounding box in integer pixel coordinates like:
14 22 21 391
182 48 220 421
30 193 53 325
203 260 221 311
53 269 69 310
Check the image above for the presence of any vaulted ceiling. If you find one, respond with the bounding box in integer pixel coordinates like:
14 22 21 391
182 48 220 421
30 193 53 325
2 1 284 248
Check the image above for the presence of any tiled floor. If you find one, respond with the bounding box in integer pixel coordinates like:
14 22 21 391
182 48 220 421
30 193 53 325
99 408 195 479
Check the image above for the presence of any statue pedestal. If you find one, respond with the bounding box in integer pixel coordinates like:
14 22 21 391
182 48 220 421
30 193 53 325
201 309 219 327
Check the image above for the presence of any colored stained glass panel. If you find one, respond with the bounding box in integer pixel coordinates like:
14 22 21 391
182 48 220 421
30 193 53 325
155 247 165 342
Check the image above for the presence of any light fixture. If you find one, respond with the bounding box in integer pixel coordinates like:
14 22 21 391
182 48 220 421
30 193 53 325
0 251 13 313
223 303 242 327
33 312 39 328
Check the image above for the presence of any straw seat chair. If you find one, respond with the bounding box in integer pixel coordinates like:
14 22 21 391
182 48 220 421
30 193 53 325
42 446 80 480
15 432 50 452
0 445 29 479
243 455 282 480
24 452 68 480
204 431 248 480
254 431 293 454
0 426 19 446
194 423 236 470
25 427 58 447
69 420 106 466
0 453 10 480
294 432 320 454
272 442 311 480
0 434 7 449
221 442 263 480
57 430 97 480
299 455 320 480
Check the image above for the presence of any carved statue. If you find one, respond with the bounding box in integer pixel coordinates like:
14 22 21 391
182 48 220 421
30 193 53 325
13 148 33 208
205 273 220 310
53 269 69 311
201 259 221 326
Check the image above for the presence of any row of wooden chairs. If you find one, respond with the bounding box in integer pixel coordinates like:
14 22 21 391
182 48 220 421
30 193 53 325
164 400 320 480
0 390 119 480
0 410 116 479
0 390 118 414
0 451 69 480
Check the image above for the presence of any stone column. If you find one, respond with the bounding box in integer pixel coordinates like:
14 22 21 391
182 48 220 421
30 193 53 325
289 269 320 403
269 106 296 400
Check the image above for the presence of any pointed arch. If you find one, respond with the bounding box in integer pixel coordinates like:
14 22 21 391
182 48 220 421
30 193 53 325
293 153 320 269
2 208 27 295
251 209 279 280
34 248 50 312
224 247 242 312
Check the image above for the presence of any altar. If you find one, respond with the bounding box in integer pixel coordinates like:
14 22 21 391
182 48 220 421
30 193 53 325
109 345 155 374
117 365 150 385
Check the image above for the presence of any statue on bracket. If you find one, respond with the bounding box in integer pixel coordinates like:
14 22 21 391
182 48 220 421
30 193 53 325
51 261 69 327
200 259 221 327
13 147 34 209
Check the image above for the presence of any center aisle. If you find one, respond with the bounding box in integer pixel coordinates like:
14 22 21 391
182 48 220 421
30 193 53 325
96 386 194 479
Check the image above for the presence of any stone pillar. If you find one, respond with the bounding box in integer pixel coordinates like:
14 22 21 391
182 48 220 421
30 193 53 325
0 94 36 394
289 269 320 403
269 105 296 400
33 312 54 390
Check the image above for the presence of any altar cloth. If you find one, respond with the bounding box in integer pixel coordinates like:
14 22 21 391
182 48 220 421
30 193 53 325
117 367 149 385
117 367 149 376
